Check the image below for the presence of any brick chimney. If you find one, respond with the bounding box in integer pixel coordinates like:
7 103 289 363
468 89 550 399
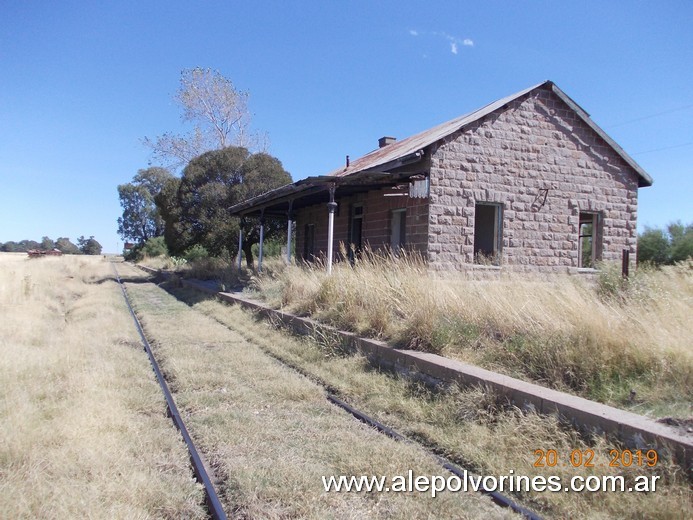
378 136 396 148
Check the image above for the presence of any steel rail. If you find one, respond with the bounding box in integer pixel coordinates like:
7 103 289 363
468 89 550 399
111 263 227 520
132 265 545 519
327 394 544 520
177 286 543 519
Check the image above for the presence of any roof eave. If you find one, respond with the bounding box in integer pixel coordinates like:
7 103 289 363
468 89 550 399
549 82 653 187
231 81 653 217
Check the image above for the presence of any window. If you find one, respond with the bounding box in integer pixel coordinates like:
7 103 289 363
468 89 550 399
303 224 315 262
578 212 601 268
348 204 363 262
390 209 406 254
474 203 503 264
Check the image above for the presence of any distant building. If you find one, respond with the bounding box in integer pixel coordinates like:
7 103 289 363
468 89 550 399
230 81 652 273
27 249 63 258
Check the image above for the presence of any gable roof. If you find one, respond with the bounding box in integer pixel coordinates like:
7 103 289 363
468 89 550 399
230 80 652 216
328 81 545 178
331 80 652 186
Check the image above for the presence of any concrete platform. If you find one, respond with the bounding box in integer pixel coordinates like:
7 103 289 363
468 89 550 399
138 267 690 472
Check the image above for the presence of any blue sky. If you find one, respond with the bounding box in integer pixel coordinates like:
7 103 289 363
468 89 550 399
1 1 691 253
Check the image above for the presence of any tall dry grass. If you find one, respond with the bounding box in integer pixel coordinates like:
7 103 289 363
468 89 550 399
252 251 693 416
0 254 205 518
119 263 510 519
182 284 692 520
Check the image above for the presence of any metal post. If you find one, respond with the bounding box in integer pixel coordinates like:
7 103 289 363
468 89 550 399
237 220 244 270
258 213 265 273
286 201 294 264
286 219 293 264
622 249 630 279
326 184 337 275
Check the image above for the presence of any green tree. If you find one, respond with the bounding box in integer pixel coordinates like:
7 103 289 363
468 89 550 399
154 176 189 256
637 221 693 265
1 241 20 252
125 236 168 261
637 227 670 265
20 239 41 251
77 236 103 255
1 240 41 252
117 167 173 244
40 236 55 250
55 237 80 254
158 146 291 264
668 221 693 263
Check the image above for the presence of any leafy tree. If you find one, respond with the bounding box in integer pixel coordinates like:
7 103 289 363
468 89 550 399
638 221 693 265
40 236 56 250
157 146 291 265
637 227 670 265
117 167 173 244
668 221 693 263
144 68 267 170
1 239 42 252
125 236 168 261
183 244 209 262
154 176 190 256
141 236 168 258
20 240 41 251
55 237 80 254
1 241 20 252
77 236 102 255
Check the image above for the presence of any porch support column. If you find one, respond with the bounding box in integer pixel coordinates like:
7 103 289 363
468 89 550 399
326 184 337 275
286 200 294 264
237 218 244 270
258 211 265 273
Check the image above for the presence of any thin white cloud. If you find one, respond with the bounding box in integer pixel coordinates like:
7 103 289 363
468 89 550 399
422 31 473 55
409 30 473 55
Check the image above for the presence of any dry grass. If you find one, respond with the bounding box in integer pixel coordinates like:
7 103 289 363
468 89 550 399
118 263 512 519
0 254 205 519
182 290 692 520
250 252 693 417
139 254 241 290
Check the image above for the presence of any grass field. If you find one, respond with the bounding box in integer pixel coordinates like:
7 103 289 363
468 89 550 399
5 253 690 518
118 262 511 519
0 253 205 518
167 279 692 520
248 252 693 419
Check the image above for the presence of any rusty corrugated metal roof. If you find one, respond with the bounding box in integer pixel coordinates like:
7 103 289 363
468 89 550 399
328 81 548 178
229 80 652 215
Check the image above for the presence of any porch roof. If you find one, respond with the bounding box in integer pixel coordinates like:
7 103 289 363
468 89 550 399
229 81 652 218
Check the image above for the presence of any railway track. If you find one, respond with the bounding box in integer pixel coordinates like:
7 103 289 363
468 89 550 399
125 263 544 519
112 263 228 520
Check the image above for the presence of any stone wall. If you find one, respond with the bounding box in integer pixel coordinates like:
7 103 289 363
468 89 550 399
427 86 641 272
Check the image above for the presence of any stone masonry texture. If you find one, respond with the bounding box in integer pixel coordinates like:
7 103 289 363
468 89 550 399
294 85 642 273
427 87 640 273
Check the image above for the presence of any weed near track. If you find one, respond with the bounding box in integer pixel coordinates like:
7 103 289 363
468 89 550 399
250 253 692 417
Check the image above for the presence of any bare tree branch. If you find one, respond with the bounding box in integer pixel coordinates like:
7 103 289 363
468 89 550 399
144 68 267 169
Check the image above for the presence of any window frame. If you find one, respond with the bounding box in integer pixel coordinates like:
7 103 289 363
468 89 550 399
390 208 407 254
578 211 602 268
348 203 364 263
473 202 504 265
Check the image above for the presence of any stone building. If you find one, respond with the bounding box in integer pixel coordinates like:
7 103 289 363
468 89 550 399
229 81 652 273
